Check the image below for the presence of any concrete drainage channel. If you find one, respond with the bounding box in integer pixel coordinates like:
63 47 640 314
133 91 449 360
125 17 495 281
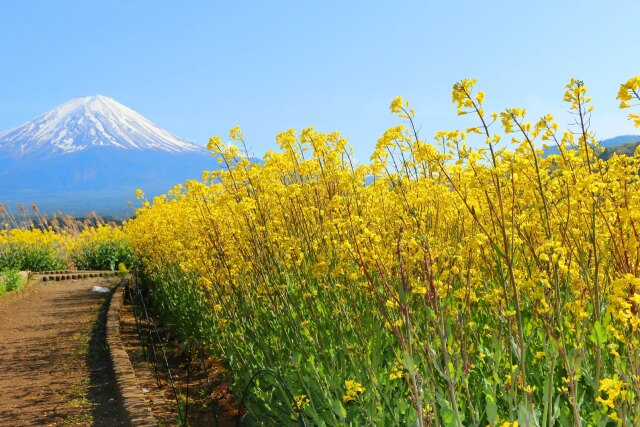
107 277 159 426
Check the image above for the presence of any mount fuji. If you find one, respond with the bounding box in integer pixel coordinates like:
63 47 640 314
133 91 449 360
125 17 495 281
0 95 203 157
0 95 217 216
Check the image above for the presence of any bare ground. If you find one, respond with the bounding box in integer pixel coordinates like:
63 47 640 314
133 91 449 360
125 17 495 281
119 293 238 426
0 276 128 426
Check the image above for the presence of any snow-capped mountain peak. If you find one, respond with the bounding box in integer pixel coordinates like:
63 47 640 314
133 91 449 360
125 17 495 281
0 95 202 156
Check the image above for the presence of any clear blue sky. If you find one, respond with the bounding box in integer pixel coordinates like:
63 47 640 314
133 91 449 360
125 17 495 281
1 1 639 158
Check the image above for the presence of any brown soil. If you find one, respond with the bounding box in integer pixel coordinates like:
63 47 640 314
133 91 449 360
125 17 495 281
119 293 239 426
0 276 128 426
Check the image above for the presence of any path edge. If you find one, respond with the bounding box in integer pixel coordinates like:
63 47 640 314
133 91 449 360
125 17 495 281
107 277 158 426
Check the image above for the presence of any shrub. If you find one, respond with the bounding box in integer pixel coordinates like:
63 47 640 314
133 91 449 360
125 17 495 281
0 229 67 271
69 225 137 271
0 269 26 295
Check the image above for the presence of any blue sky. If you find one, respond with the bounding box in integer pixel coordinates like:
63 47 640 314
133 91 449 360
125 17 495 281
1 1 639 158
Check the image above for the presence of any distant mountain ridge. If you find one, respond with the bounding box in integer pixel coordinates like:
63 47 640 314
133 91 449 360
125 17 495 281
0 95 216 216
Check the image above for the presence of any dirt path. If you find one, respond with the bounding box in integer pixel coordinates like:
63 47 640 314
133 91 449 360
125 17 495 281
0 276 128 426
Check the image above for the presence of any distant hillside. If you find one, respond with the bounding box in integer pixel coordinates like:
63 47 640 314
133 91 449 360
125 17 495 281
0 148 219 216
600 140 640 160
597 135 640 148
543 135 640 158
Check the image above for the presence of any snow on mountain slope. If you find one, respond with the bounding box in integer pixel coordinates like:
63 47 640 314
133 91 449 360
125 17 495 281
0 95 203 156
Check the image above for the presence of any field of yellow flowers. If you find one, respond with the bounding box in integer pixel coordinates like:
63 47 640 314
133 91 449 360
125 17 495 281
125 75 640 426
0 218 134 273
3 75 640 425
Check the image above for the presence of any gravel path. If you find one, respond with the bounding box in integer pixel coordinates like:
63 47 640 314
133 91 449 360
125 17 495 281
0 276 128 426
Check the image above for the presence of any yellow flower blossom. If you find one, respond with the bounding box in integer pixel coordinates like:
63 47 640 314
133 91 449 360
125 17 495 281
343 380 366 402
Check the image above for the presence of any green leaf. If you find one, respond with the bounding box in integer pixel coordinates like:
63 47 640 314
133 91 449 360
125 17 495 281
332 399 347 421
517 403 536 426
440 408 457 427
486 393 497 425
398 281 408 305
491 243 505 258
436 393 458 427
558 405 572 427
446 317 453 348
590 321 607 349
403 351 417 376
